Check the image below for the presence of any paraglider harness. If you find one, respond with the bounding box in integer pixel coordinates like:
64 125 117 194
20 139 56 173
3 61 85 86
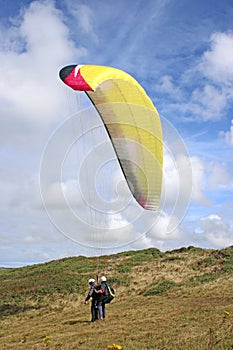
102 282 115 304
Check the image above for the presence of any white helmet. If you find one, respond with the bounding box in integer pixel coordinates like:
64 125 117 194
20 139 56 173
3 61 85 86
88 278 95 284
100 276 106 282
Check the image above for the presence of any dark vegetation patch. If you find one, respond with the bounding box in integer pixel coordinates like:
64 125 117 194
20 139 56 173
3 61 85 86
144 279 178 296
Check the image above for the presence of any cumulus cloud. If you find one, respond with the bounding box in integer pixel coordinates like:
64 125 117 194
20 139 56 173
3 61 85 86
200 214 233 248
0 1 85 266
206 161 232 190
190 156 212 206
43 179 83 209
199 32 233 85
40 131 190 251
158 75 182 99
147 211 182 241
191 32 233 121
190 84 227 121
221 119 233 146
0 0 84 147
162 150 192 208
189 154 232 204
170 31 233 122
65 1 99 44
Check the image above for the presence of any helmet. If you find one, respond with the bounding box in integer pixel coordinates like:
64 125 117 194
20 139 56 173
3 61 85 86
100 276 106 282
88 278 95 284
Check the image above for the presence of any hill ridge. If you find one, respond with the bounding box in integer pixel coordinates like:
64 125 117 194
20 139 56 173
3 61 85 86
0 246 233 349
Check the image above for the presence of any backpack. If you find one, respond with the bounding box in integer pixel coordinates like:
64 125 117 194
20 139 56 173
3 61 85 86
103 283 115 304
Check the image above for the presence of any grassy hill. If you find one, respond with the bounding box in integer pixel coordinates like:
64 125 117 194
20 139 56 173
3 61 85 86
0 246 233 349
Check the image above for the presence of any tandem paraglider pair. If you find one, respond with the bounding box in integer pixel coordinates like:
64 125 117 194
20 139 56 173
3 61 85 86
84 276 115 322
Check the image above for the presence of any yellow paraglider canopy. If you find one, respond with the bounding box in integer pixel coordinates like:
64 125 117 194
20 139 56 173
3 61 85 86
59 64 163 211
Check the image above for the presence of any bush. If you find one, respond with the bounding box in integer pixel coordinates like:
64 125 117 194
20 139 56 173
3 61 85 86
116 265 132 273
143 280 177 296
189 273 221 285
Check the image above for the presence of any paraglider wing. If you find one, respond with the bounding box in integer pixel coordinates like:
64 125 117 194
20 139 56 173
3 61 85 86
59 65 163 211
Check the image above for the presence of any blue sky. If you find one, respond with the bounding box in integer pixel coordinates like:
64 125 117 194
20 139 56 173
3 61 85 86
0 0 233 267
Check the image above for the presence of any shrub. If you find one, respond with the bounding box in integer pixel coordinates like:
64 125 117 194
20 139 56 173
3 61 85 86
189 273 221 285
143 279 177 296
116 265 132 273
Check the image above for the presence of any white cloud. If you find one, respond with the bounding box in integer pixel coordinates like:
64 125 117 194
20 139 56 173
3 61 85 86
200 32 233 85
161 149 180 205
200 214 233 248
24 234 41 243
221 119 233 146
0 0 84 135
43 180 82 209
190 156 212 206
206 161 232 190
162 151 192 207
147 211 181 241
190 32 233 121
0 1 87 265
158 75 182 99
65 2 99 44
172 31 233 122
191 84 227 121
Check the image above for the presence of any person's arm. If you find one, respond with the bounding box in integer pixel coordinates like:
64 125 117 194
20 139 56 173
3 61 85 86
94 287 104 294
84 287 92 303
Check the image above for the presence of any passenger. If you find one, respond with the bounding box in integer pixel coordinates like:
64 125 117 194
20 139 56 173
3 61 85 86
84 278 99 322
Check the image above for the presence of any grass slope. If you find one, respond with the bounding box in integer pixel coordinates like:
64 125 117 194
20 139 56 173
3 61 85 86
0 246 233 349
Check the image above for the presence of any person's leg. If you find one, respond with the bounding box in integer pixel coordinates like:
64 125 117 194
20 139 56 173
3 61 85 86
94 302 99 320
98 302 103 319
91 304 96 322
102 303 106 319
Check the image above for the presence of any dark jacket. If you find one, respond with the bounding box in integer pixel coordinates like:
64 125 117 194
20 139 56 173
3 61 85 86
85 283 98 303
96 281 108 302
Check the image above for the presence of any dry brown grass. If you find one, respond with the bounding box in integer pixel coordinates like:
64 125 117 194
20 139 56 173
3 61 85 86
0 247 233 349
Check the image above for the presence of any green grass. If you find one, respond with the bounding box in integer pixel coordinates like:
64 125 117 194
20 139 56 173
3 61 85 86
192 272 221 283
143 279 178 296
0 246 233 349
